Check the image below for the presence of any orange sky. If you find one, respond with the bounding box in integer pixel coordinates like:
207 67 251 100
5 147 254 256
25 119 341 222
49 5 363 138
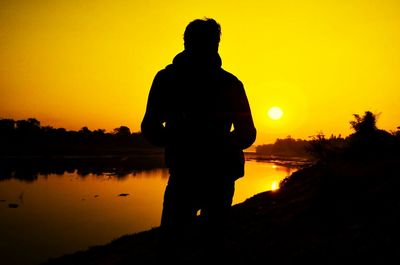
1 0 400 145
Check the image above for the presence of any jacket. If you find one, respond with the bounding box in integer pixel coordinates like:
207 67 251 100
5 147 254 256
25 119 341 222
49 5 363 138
141 50 256 179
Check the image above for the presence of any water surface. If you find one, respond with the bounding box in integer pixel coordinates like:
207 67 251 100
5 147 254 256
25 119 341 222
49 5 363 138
0 159 298 265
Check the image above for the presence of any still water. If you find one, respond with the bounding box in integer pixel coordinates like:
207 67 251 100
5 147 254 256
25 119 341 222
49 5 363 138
0 158 298 265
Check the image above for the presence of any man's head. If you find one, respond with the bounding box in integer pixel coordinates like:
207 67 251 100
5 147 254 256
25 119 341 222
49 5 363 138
184 18 221 54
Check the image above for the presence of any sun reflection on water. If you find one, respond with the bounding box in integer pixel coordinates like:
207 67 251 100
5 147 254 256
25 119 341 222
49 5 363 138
271 180 279 191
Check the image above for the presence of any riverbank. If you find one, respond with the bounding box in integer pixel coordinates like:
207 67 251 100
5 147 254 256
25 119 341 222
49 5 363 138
0 152 166 182
39 155 400 265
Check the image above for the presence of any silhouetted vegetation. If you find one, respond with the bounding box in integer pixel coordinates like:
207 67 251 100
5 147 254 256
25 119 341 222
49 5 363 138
3 112 399 184
306 111 400 162
0 118 160 156
255 136 310 158
256 111 400 162
0 118 166 181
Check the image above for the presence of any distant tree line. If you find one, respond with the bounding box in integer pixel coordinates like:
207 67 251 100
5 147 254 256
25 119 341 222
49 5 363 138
256 111 400 161
255 136 310 158
307 111 400 161
2 111 400 160
0 118 160 156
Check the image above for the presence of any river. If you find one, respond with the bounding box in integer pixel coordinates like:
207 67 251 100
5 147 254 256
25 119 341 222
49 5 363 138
0 156 302 265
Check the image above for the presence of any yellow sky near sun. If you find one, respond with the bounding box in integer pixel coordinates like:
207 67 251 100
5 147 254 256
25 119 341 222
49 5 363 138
1 0 400 145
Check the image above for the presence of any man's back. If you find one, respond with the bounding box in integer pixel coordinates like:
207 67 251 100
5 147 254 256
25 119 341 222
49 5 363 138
142 50 256 178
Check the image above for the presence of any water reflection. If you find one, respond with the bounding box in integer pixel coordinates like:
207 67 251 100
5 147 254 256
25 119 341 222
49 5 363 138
233 160 298 204
271 180 279 191
0 158 300 265
0 155 166 182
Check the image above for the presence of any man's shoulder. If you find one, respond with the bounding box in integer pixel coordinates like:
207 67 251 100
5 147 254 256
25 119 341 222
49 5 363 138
152 65 176 82
157 64 174 75
219 68 243 86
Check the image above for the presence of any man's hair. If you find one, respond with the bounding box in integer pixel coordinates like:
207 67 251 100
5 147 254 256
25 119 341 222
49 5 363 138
183 18 221 53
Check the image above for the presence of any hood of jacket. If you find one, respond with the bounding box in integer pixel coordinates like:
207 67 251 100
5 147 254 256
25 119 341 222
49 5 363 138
168 50 222 73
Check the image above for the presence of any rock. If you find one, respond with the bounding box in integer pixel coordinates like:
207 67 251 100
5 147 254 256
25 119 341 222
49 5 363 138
118 193 130 197
8 203 19 208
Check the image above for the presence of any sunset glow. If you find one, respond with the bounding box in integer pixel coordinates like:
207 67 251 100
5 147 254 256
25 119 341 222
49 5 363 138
268 107 284 120
1 0 400 145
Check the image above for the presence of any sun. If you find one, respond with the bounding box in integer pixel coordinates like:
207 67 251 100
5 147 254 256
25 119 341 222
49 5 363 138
268 106 284 120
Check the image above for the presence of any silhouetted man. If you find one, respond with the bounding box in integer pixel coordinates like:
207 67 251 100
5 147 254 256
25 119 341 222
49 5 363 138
141 18 256 260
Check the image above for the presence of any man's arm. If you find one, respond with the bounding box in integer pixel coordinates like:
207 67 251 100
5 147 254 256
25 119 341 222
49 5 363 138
141 71 167 147
230 80 257 150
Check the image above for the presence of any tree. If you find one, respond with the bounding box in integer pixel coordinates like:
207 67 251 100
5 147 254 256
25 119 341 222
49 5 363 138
79 126 91 134
0 119 15 134
113 126 131 137
16 118 41 133
349 111 378 134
